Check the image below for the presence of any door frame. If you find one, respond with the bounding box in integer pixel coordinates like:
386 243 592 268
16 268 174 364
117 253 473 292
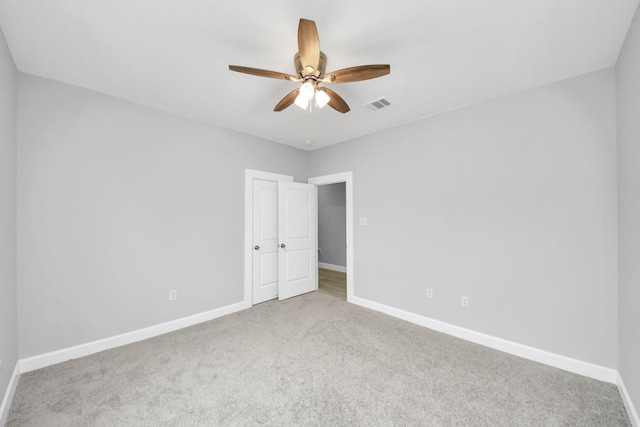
244 169 293 307
308 172 354 302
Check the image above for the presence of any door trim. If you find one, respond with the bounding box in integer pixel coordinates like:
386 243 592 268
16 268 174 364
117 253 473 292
308 172 354 302
244 169 293 306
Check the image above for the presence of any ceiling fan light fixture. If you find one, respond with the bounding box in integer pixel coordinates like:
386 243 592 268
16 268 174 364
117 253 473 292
300 81 314 99
294 94 309 109
315 88 330 108
295 81 315 109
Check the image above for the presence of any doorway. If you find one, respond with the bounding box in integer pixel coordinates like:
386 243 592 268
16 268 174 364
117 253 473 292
308 172 354 302
317 183 347 300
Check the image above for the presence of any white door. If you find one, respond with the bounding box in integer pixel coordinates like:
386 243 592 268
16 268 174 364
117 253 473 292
278 182 318 300
252 180 279 304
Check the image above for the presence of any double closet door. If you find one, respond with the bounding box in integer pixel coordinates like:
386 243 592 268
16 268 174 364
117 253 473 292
252 180 317 304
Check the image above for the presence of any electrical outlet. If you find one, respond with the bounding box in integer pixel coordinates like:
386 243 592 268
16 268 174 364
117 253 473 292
426 288 433 299
169 290 177 301
461 296 469 307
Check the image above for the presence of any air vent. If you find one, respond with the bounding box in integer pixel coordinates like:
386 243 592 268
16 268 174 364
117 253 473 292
364 97 391 111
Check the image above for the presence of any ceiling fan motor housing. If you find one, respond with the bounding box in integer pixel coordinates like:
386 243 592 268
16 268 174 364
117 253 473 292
295 51 327 79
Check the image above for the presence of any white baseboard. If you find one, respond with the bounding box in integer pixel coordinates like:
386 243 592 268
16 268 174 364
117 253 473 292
0 362 21 426
20 300 250 373
618 372 640 427
318 262 347 273
350 296 618 384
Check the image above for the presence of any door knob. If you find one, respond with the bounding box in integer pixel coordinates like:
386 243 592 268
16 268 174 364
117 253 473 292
254 245 260 250
280 243 286 248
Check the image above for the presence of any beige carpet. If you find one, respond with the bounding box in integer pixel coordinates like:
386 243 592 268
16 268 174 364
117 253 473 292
7 292 631 426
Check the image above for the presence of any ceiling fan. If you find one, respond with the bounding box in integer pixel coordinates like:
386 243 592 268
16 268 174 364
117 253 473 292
229 18 390 114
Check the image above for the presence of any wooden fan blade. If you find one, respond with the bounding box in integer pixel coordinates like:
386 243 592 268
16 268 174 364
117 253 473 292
229 65 300 82
321 64 390 84
274 88 301 112
298 19 320 74
321 87 350 113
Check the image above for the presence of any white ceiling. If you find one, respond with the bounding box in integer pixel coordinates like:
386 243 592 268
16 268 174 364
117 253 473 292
0 1 638 151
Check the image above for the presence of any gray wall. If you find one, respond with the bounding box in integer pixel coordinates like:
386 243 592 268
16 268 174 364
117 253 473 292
318 183 346 267
17 74 309 357
616 3 640 414
309 68 618 368
0 27 18 406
